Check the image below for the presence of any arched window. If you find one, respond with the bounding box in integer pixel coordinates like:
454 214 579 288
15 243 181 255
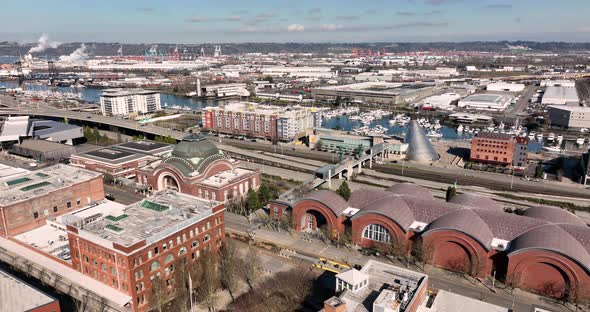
165 254 174 263
150 261 160 271
191 240 199 249
203 234 210 243
178 247 187 256
363 224 391 243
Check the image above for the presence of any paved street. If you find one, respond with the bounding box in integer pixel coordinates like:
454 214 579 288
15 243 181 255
224 214 577 312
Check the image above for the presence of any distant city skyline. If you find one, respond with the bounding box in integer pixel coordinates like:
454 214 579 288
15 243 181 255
1 0 590 43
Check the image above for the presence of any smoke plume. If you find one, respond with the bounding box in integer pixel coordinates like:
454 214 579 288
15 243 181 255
58 44 89 63
28 34 60 54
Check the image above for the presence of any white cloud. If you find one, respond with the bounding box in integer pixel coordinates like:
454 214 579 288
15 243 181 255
320 24 345 31
287 24 305 32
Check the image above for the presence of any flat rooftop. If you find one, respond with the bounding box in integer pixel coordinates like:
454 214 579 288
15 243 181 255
461 93 507 103
14 201 126 262
101 88 159 97
340 259 427 312
427 290 509 312
543 86 579 103
0 268 57 312
200 168 253 188
115 141 172 154
75 191 220 247
0 163 29 181
206 102 315 116
0 164 101 206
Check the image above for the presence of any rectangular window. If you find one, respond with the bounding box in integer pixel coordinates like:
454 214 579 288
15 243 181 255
53 206 58 212
66 202 72 208
33 212 39 219
154 247 159 255
148 250 152 258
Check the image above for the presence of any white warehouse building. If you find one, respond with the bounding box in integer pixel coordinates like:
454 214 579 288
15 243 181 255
541 86 579 106
99 89 161 116
458 94 513 111
486 82 525 92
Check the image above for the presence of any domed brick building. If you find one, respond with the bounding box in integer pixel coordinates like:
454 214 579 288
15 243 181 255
271 183 590 300
137 134 260 201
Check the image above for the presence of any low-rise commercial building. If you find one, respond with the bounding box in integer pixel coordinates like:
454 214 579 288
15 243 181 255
70 141 172 179
322 259 428 312
100 89 161 116
202 102 321 142
66 190 225 312
547 105 590 129
541 86 579 106
199 83 249 97
470 133 528 167
0 116 84 146
541 79 576 88
0 164 104 236
312 82 438 106
486 82 525 92
458 94 513 111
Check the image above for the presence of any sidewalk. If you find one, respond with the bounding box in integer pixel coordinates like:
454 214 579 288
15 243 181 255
235 225 580 312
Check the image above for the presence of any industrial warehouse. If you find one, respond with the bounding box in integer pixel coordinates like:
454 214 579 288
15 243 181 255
270 183 590 300
311 82 438 105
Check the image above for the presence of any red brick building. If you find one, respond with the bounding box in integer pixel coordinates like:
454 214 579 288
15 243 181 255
66 191 225 312
136 134 260 202
470 133 529 167
275 183 590 300
0 164 104 237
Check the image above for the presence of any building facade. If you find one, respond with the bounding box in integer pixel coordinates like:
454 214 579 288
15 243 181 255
548 105 590 129
100 89 161 116
0 164 104 236
470 133 528 167
136 134 260 202
202 102 321 142
273 184 590 301
66 191 225 312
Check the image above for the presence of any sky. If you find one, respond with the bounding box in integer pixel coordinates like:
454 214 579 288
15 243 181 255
2 0 590 43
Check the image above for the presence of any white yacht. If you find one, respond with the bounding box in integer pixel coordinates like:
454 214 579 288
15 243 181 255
547 133 555 142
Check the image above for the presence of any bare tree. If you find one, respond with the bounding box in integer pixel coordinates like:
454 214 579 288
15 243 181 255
219 242 243 302
241 246 261 290
171 259 192 312
150 276 168 312
196 251 219 312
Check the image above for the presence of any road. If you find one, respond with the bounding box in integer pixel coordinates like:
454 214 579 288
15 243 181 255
225 220 570 312
104 185 145 205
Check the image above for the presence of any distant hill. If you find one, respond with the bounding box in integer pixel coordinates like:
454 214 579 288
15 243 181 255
2 41 590 58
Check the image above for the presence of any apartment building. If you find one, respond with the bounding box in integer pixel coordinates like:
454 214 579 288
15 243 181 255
100 89 161 116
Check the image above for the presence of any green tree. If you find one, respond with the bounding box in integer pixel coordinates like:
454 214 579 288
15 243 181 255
92 127 100 142
337 180 352 200
356 144 364 159
173 86 179 93
258 183 270 206
535 161 544 178
246 189 261 213
445 186 457 202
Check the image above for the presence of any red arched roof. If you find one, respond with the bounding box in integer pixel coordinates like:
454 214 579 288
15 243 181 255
509 224 590 272
297 190 348 217
425 209 494 250
351 195 415 231
449 193 503 211
348 189 393 210
522 206 586 227
385 183 433 198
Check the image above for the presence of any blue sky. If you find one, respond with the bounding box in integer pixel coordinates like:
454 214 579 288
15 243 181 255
2 0 590 43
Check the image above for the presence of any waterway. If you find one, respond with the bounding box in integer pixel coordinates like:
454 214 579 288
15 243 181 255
0 81 222 111
322 115 546 152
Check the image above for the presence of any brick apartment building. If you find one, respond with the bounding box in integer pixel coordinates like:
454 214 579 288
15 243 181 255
0 164 104 237
202 102 321 142
470 133 529 167
66 191 225 312
136 134 260 202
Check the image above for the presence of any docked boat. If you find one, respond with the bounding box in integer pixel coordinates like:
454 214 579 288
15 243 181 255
457 124 464 133
576 138 585 145
556 135 563 143
536 133 543 141
528 132 535 140
547 133 555 142
427 131 443 139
